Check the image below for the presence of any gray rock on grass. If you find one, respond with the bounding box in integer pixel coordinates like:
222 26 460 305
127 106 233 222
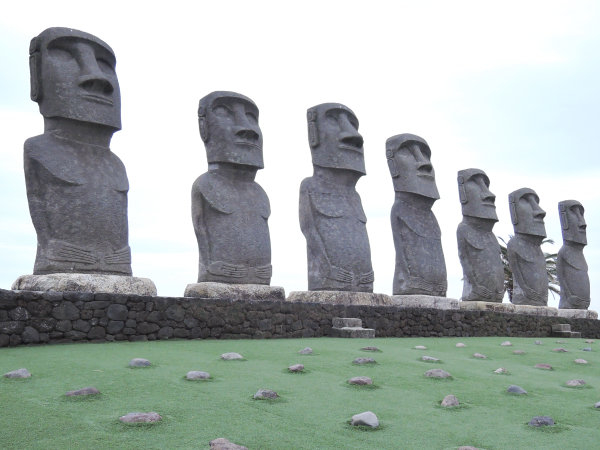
583 347 592 352
586 339 594 344
119 412 162 423
129 358 151 367
351 411 379 428
594 401 600 409
414 345 427 350
473 353 487 359
288 364 304 373
456 343 466 348
553 348 568 353
298 347 313 355
441 394 459 407
574 359 588 364
3 368 31 378
501 341 512 346
535 340 542 345
494 368 508 374
421 356 440 362
566 379 586 387
210 438 248 450
348 376 373 385
221 352 243 360
65 387 100 396
186 371 210 380
535 363 553 370
507 385 527 394
425 369 452 379
353 357 376 365
253 389 279 399
361 346 380 352
529 416 554 427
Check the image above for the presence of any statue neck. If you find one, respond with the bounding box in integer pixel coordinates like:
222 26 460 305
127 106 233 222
462 215 496 232
209 162 257 181
313 166 361 188
44 117 114 148
395 191 436 209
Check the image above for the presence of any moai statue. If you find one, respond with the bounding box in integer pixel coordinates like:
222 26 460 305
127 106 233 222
13 27 155 295
299 103 373 292
456 169 504 302
557 200 590 309
507 188 548 306
386 134 447 296
190 91 273 287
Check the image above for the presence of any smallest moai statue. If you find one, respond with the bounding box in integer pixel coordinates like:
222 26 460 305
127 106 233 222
456 169 504 302
557 200 590 309
507 188 548 306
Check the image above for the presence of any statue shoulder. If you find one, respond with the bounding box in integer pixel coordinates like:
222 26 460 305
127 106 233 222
248 181 271 219
192 172 235 214
558 246 587 270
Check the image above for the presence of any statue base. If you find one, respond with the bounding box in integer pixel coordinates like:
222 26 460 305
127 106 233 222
390 295 459 310
286 290 391 306
460 301 516 313
12 273 157 296
184 282 285 301
557 309 598 320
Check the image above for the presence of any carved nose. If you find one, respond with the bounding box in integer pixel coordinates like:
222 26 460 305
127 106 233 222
417 162 433 173
79 75 114 95
235 128 259 141
534 210 546 220
340 134 363 148
481 192 496 203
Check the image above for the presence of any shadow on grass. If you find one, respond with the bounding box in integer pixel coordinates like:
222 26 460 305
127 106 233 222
343 382 380 391
524 423 569 433
344 421 384 432
418 358 443 363
281 369 311 375
114 419 166 431
61 393 106 403
434 402 471 411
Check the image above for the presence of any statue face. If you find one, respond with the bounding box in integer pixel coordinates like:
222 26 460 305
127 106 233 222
307 103 365 175
510 188 546 237
458 169 497 220
560 200 587 245
386 134 439 199
32 29 121 129
199 92 263 169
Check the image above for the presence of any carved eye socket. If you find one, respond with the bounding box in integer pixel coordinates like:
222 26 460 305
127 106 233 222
97 58 115 74
246 111 258 122
48 47 74 62
326 115 339 128
213 105 233 118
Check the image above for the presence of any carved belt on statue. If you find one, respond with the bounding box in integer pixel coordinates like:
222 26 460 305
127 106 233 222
207 261 272 279
328 266 374 285
47 240 131 265
408 275 447 293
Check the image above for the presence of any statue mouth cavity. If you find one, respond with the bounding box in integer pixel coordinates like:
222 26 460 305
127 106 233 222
81 94 113 106
234 141 260 149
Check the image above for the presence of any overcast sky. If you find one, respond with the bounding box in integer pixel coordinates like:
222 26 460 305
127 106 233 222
1 0 599 311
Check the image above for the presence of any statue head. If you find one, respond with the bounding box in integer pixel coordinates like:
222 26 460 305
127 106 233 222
385 133 439 199
29 27 121 130
306 103 365 175
509 187 546 237
457 168 498 221
559 200 586 245
198 91 263 169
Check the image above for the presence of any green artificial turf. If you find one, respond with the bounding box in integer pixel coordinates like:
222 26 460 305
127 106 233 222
1 337 599 449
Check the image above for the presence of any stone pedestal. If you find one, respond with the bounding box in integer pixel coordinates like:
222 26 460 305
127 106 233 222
184 282 285 301
390 295 459 310
12 274 157 296
459 301 516 313
557 309 598 320
513 304 558 317
331 317 375 338
286 291 391 306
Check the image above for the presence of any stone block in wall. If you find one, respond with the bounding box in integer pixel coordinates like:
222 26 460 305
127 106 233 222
106 304 128 320
52 302 79 320
287 291 392 306
390 295 459 310
513 305 558 317
557 309 598 320
184 282 285 302
459 301 515 313
0 321 24 334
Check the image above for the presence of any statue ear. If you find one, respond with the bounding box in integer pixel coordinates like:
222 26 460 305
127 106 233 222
29 53 41 102
559 203 569 230
509 194 518 225
386 149 399 177
198 116 208 142
457 175 467 204
307 110 319 148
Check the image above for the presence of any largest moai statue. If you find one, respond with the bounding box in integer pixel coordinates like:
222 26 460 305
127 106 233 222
299 103 374 292
456 169 504 302
186 91 283 300
386 134 447 296
507 188 548 306
13 27 155 295
557 200 590 309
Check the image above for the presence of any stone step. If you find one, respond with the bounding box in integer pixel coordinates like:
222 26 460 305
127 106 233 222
331 327 375 338
551 330 574 338
570 331 582 339
552 324 572 332
332 317 363 328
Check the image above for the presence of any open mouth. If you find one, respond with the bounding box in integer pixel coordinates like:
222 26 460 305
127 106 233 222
81 94 113 106
338 143 363 153
235 141 260 149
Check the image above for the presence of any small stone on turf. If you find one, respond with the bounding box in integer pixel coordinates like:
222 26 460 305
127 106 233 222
529 416 554 427
494 368 508 374
3 368 31 378
566 379 586 387
594 401 600 408
501 341 512 346
186 371 210 380
351 411 379 428
556 340 565 344
425 369 452 378
535 340 542 345
414 345 427 350
253 389 278 399
65 387 100 396
353 357 376 365
119 412 161 423
129 358 151 367
360 346 380 352
574 359 588 364
209 438 248 450
421 356 440 362
221 352 243 360
513 350 525 355
456 343 466 348
535 363 553 370
553 348 568 353
441 394 459 407
507 385 527 394
582 347 592 352
585 339 594 344
288 364 304 372
473 353 487 359
458 447 479 450
348 376 372 385
298 347 313 354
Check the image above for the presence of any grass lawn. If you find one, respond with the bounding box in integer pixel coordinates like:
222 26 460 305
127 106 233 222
1 337 599 449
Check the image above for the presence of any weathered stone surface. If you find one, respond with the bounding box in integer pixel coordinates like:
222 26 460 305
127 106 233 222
535 340 542 345
353 357 376 365
13 274 156 296
574 359 588 364
351 411 379 428
107 304 128 320
513 305 558 316
209 438 248 450
332 327 375 338
3 368 31 378
186 371 210 380
185 282 284 301
301 103 373 292
583 347 592 351
65 387 100 396
535 363 553 370
557 309 597 319
566 379 586 387
473 353 487 359
414 345 427 350
456 343 466 348
529 416 554 427
501 341 512 346
348 376 372 385
595 401 600 408
494 368 508 374
553 348 568 352
22 326 40 343
298 347 313 355
425 369 452 378
192 92 272 286
253 389 278 399
459 301 515 313
288 364 304 373
456 169 504 302
387 134 446 296
507 188 547 306
119 412 161 423
441 394 459 407
458 447 480 450
507 385 527 394
586 339 594 344
129 358 151 367
391 295 458 310
287 291 391 306
421 356 440 362
513 350 525 355
221 352 243 360
361 346 380 352
333 318 362 328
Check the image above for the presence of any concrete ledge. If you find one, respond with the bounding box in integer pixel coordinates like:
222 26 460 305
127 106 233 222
460 301 516 313
557 309 598 320
331 327 375 338
286 291 392 306
12 274 157 296
390 295 459 310
513 305 558 317
184 282 285 301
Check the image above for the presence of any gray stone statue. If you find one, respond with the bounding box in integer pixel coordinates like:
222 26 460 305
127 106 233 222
12 27 155 295
386 134 447 296
557 200 590 309
191 91 272 285
456 169 504 302
507 188 548 306
299 103 373 292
